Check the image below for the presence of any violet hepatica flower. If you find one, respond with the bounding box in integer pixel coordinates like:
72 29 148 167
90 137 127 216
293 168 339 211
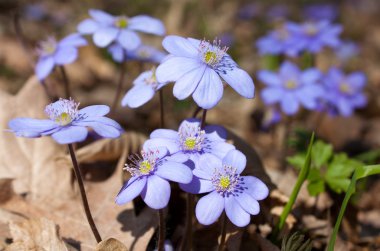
8 98 122 144
156 35 254 109
303 3 338 21
108 42 166 63
77 9 165 50
335 40 359 62
191 150 269 227
115 147 193 209
35 33 87 81
258 61 324 115
322 68 367 117
121 68 164 108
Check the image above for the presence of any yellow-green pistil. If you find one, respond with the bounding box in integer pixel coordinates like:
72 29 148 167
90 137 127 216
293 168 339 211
56 112 72 126
285 80 297 89
219 176 231 189
139 160 153 174
204 51 217 65
339 83 352 94
115 17 128 29
184 137 197 150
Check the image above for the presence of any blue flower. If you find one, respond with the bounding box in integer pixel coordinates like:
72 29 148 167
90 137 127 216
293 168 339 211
156 35 255 109
35 33 87 80
77 9 165 50
321 68 367 116
258 61 324 115
303 3 338 21
121 68 164 108
189 150 269 227
8 98 122 144
108 42 166 63
335 40 359 62
262 107 281 130
292 20 342 54
115 147 193 209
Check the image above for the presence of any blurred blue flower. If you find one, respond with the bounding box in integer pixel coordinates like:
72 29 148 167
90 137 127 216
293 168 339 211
303 3 338 21
237 3 261 20
266 4 289 21
262 107 281 130
115 147 192 209
336 40 359 62
77 9 165 50
8 98 122 144
121 68 164 108
108 43 166 63
23 3 47 21
258 61 324 115
156 35 255 109
322 68 367 116
35 33 87 80
189 150 269 227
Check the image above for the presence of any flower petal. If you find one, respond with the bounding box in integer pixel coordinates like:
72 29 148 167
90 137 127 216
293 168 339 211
78 105 110 117
173 65 207 100
8 118 57 137
195 191 224 225
162 35 198 58
261 87 284 105
59 33 87 47
242 176 269 201
179 176 214 194
301 68 321 84
35 56 55 80
225 196 251 227
115 177 147 205
156 56 200 83
93 27 119 48
258 71 281 86
77 19 99 34
222 150 246 174
143 138 180 154
128 15 165 36
141 175 171 209
156 161 193 183
192 68 224 109
194 153 223 180
117 30 141 51
121 84 155 108
54 47 78 65
89 9 115 24
51 126 88 144
280 93 299 115
108 43 125 63
204 125 227 141
235 192 260 215
150 129 178 139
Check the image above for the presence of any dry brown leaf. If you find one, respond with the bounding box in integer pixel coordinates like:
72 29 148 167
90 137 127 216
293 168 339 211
95 238 128 251
0 76 73 204
6 217 68 251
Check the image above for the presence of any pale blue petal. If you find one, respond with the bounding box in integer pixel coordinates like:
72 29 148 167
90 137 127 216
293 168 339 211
222 150 246 175
173 65 206 100
193 68 223 109
77 19 99 34
347 72 366 89
128 15 165 36
117 30 141 51
301 68 321 84
179 176 214 194
337 98 352 116
76 117 122 131
89 9 115 24
261 87 284 105
281 93 299 115
35 56 55 80
51 126 88 144
115 177 147 205
150 129 178 139
8 118 57 137
93 27 118 48
59 33 87 47
141 175 171 209
162 35 198 58
242 176 269 200
235 192 260 215
279 61 300 78
204 125 227 141
142 146 169 160
195 191 224 225
108 43 125 63
258 71 281 86
143 138 180 154
78 105 110 117
219 64 254 99
54 47 78 65
121 84 155 108
156 161 193 183
76 121 121 138
207 141 236 160
133 71 154 86
165 152 189 163
194 153 222 180
225 196 251 227
156 56 200 83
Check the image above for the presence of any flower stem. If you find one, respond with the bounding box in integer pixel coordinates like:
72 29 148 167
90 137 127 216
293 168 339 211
40 79 57 102
218 213 227 251
181 193 194 251
67 144 102 243
192 106 202 118
111 62 126 112
159 89 165 128
157 209 165 251
200 109 207 129
59 65 71 99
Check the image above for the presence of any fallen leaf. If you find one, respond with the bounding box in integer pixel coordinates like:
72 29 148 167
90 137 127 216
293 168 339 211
95 238 128 251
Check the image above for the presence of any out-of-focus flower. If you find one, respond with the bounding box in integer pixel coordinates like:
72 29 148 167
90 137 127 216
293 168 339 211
335 40 359 62
322 68 367 116
108 43 166 63
189 150 268 227
262 107 281 130
237 3 261 20
8 98 122 144
23 3 47 21
115 147 192 209
258 61 324 115
77 9 165 50
35 33 87 80
303 3 338 21
156 35 254 109
121 68 164 108
266 4 289 21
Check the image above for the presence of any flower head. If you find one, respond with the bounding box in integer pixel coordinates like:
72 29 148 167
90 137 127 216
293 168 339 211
321 68 367 116
187 150 269 227
35 33 87 80
77 9 165 50
155 35 255 109
115 146 193 209
258 61 324 115
8 98 122 144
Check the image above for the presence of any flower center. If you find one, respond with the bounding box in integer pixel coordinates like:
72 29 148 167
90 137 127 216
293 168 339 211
276 27 289 41
199 39 228 67
285 80 297 89
179 125 205 152
304 23 318 36
144 68 159 89
37 37 57 56
212 165 242 196
45 98 79 126
219 176 231 189
339 82 352 94
124 149 160 177
115 16 129 29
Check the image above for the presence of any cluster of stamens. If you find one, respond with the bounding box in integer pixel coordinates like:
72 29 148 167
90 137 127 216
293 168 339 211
36 37 57 57
304 22 318 36
124 149 160 177
178 125 205 152
144 68 159 89
275 26 289 41
211 165 242 196
199 39 228 67
44 98 79 126
339 81 352 95
284 79 298 90
114 16 129 29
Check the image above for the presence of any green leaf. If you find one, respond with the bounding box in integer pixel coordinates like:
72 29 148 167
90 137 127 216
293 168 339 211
287 154 306 169
356 164 380 180
312 140 333 168
325 177 351 194
355 150 380 164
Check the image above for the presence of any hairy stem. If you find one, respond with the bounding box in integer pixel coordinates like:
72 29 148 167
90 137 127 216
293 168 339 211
59 66 71 98
157 209 165 251
111 62 127 113
218 213 227 251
